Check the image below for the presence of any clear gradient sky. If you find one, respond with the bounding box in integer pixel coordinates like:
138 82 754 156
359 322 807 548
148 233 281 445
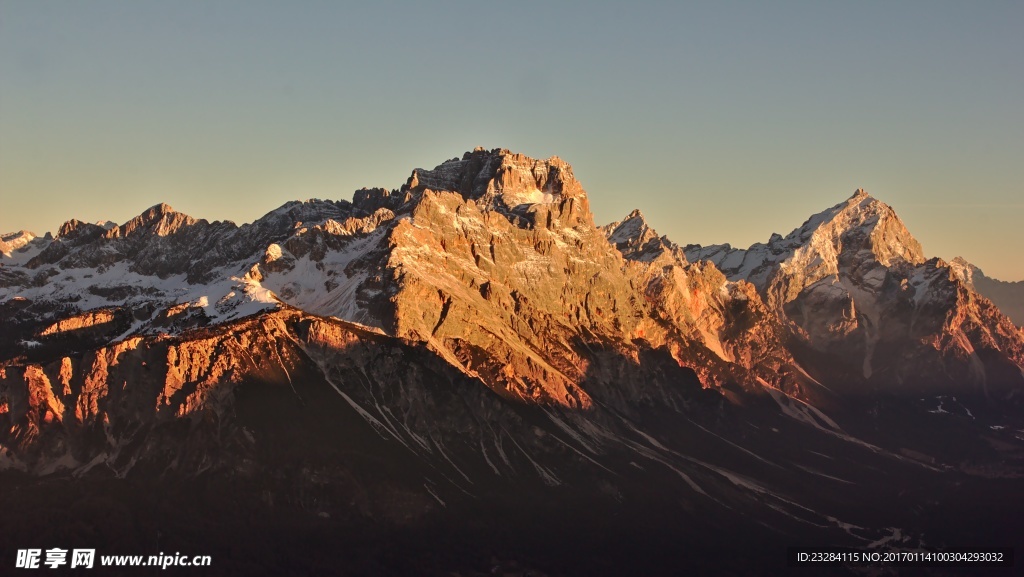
2 1 1022 279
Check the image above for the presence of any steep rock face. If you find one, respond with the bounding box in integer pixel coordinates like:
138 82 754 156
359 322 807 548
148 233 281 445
0 148 823 481
604 209 684 263
685 190 1023 396
39 309 118 336
409 147 587 210
951 257 1024 327
375 151 812 408
685 189 924 303
0 230 38 256
4 155 1021 407
0 307 712 510
602 211 793 387
383 185 659 406
0 313 304 475
236 149 775 408
3 151 1024 574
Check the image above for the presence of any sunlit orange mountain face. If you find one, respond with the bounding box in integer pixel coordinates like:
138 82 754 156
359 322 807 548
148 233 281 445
2 149 1022 575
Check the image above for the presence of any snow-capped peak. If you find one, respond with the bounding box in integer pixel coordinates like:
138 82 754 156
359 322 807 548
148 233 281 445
0 230 37 253
948 257 978 285
686 189 925 288
781 189 924 267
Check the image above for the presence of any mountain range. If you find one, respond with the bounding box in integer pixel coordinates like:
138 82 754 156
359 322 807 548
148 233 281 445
2 148 1022 576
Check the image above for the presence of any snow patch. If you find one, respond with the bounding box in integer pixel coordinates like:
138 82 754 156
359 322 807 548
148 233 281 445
423 482 446 507
763 382 842 432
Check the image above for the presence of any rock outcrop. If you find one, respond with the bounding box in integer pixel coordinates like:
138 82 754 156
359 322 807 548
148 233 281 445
951 257 1024 327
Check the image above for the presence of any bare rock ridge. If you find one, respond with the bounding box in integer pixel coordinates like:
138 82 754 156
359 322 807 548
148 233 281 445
951 257 1024 327
0 231 37 254
685 189 1022 394
1 149 1023 574
2 149 1021 407
603 209 683 263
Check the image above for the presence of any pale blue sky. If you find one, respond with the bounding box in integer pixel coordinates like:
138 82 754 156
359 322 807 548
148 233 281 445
2 1 1022 279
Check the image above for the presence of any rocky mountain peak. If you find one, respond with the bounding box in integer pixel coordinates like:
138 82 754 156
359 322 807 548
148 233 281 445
946 257 1024 327
603 209 677 263
1 230 35 244
685 190 926 292
825 190 925 266
396 148 596 233
252 198 350 232
781 190 923 263
4 155 1021 417
606 209 649 239
405 148 586 207
52 220 119 240
0 230 37 258
948 256 978 285
113 203 199 238
54 220 105 240
3 153 1024 577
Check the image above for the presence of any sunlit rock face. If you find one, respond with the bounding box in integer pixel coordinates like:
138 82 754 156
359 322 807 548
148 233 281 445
951 256 1024 327
1 150 1023 575
686 188 1023 396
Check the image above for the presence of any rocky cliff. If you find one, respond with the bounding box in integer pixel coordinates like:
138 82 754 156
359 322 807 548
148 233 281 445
685 189 1024 398
2 150 1023 575
951 257 1024 327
